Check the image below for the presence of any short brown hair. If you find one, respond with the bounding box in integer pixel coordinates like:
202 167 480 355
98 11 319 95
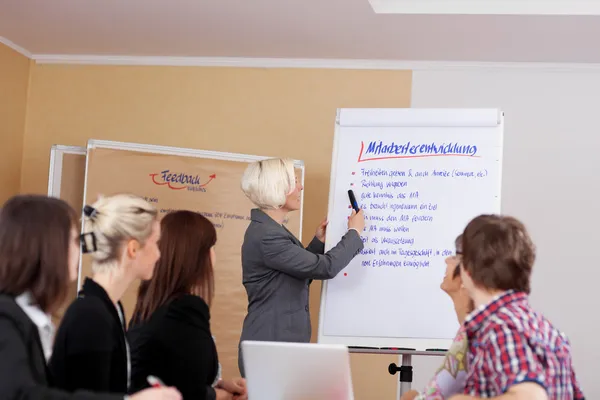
131 210 216 323
0 195 78 313
461 215 535 294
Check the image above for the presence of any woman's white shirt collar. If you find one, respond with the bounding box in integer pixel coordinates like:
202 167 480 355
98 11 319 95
15 292 55 361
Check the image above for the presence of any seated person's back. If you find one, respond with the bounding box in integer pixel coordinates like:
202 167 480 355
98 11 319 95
457 214 584 400
464 289 578 398
128 294 218 398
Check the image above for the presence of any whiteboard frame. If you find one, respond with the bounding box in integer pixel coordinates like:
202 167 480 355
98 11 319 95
78 139 306 291
317 108 504 351
48 145 87 198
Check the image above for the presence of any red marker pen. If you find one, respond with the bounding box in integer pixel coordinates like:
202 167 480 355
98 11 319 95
147 375 165 388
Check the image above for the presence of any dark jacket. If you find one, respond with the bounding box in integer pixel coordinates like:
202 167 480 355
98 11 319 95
0 294 122 400
127 294 219 400
49 278 129 394
238 208 364 375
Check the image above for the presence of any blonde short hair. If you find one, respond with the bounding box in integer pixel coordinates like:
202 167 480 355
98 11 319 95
82 193 158 273
241 158 296 209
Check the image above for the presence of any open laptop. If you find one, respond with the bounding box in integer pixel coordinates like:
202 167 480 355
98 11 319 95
241 340 354 400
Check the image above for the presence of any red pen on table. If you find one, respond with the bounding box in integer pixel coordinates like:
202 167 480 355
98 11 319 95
147 375 165 388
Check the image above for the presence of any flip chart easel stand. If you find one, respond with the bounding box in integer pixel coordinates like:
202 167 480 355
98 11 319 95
389 354 413 399
348 348 445 400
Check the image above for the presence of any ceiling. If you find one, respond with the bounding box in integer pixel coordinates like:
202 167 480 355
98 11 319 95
2 0 600 63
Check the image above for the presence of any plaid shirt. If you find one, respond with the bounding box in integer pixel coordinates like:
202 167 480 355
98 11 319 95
463 290 584 399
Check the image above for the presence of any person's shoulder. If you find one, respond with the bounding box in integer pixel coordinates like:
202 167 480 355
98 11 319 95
66 294 110 316
144 295 212 344
163 295 210 327
478 308 523 345
243 218 272 247
536 313 573 353
0 295 33 336
166 294 209 313
449 325 469 350
247 218 282 238
60 295 114 332
496 304 565 345
244 222 290 256
0 295 22 319
243 221 261 241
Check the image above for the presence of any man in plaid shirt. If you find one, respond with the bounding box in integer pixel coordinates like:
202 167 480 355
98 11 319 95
449 215 584 400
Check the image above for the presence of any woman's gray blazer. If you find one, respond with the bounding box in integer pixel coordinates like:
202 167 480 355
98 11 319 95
237 208 363 376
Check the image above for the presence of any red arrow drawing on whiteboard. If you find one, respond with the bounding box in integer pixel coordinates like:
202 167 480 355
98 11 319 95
199 174 216 187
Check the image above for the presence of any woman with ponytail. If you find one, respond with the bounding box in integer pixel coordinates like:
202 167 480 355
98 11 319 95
50 194 161 395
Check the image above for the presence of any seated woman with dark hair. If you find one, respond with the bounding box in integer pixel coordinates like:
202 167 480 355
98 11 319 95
402 235 473 400
128 210 247 400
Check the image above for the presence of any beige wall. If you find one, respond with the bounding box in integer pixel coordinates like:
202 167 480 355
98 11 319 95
0 44 30 204
22 63 412 399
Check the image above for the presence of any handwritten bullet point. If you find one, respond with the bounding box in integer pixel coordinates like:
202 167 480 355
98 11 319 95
352 172 355 175
344 273 348 276
350 183 354 186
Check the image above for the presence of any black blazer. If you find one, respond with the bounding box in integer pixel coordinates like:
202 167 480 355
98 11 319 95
0 294 121 400
127 294 218 400
49 278 129 394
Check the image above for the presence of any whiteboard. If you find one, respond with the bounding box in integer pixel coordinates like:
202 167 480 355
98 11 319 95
47 145 87 324
317 108 503 351
48 145 86 198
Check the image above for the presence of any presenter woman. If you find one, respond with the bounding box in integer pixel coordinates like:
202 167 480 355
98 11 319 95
237 158 365 376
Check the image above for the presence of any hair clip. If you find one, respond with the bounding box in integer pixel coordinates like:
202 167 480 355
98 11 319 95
80 232 97 254
83 205 98 219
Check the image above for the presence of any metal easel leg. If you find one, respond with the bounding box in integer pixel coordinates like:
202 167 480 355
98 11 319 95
389 354 413 400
